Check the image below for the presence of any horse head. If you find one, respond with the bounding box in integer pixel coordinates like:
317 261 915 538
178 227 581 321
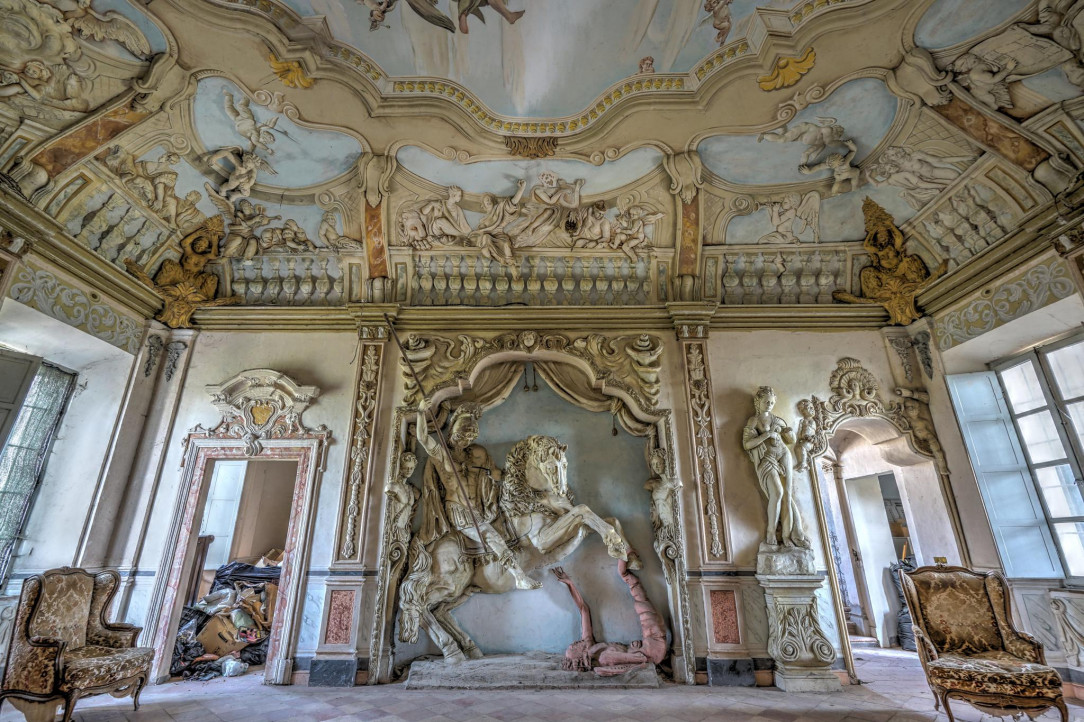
502 436 572 516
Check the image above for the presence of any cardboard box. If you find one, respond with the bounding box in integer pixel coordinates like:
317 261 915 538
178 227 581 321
196 614 248 656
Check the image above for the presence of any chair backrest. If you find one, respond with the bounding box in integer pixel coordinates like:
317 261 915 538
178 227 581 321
900 565 1008 656
27 568 95 650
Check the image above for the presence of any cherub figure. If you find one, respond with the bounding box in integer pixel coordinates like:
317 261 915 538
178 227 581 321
60 0 152 57
205 147 276 203
793 399 819 472
638 56 655 74
756 191 820 244
362 0 396 31
800 138 860 196
949 53 1018 110
701 0 734 46
223 89 279 155
611 205 663 261
758 117 846 165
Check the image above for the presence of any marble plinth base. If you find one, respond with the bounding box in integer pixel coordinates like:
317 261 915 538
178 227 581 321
406 653 660 690
756 543 815 575
774 669 841 692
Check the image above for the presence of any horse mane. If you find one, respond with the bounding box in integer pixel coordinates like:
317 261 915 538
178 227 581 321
501 435 572 518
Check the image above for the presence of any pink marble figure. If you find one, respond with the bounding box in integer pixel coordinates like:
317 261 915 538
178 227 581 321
552 553 667 677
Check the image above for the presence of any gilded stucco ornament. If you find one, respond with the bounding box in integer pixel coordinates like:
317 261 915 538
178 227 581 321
195 368 324 457
504 136 557 159
124 217 242 329
268 52 314 88
757 47 816 91
833 198 946 326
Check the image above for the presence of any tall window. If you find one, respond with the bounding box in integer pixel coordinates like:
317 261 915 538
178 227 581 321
0 358 76 585
950 332 1084 582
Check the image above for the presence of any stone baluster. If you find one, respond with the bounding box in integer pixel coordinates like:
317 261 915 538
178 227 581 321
722 254 740 304
579 258 594 305
282 258 298 303
331 259 345 302
433 256 448 304
417 257 434 305
780 252 799 304
298 258 314 303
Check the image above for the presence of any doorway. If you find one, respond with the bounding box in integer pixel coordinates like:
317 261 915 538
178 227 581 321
172 459 298 682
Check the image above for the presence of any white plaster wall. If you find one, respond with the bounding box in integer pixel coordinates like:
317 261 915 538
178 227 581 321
133 330 358 647
233 459 296 561
0 300 134 586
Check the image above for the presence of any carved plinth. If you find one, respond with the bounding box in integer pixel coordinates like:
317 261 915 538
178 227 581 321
756 544 815 576
756 568 840 693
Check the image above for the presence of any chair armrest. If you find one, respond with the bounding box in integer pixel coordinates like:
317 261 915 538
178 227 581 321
1005 630 1044 664
914 627 938 663
89 622 141 649
5 636 66 695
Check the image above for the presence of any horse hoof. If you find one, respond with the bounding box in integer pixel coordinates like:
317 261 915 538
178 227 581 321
465 646 484 660
445 650 467 664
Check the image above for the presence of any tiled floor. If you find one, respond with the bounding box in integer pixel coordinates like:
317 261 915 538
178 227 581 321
1 649 1079 721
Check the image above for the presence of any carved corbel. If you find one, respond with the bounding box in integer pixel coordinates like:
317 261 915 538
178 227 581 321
884 48 952 108
662 151 704 204
357 152 397 209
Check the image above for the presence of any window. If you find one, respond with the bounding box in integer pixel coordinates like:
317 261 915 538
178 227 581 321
0 353 76 586
950 332 1084 582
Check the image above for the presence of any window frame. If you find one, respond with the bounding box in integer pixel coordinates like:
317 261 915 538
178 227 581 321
992 330 1084 585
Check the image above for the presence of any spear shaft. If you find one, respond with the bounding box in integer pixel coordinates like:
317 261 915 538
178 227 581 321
383 313 490 553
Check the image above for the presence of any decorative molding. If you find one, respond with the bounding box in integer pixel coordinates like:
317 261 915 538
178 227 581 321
339 343 384 560
914 331 933 379
757 48 816 91
144 335 164 377
1052 595 1084 668
188 369 328 458
164 341 188 382
504 136 557 159
398 330 663 412
682 341 726 559
268 52 315 89
888 336 915 382
7 260 142 354
934 257 1077 351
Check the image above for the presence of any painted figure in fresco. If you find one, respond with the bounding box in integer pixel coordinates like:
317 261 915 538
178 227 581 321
866 147 969 211
419 185 472 244
638 56 655 74
742 386 809 548
799 138 860 196
948 53 1017 109
0 59 91 114
217 199 280 260
611 205 663 261
318 210 363 251
701 0 734 46
414 400 539 591
572 201 613 249
552 553 667 677
59 0 152 57
364 0 524 34
223 89 279 155
757 117 846 166
205 147 276 203
756 191 821 244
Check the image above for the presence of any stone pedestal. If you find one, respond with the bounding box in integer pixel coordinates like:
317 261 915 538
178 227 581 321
406 653 661 689
757 546 840 693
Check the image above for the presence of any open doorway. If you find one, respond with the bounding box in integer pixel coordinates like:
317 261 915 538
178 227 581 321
171 459 297 682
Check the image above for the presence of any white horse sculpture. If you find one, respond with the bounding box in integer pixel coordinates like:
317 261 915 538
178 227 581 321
398 434 636 662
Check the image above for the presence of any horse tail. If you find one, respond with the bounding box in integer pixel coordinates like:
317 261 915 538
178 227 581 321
397 537 431 644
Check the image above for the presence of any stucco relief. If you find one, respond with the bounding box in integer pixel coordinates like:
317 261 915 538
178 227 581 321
339 342 385 561
933 257 1076 350
7 259 141 353
682 341 726 559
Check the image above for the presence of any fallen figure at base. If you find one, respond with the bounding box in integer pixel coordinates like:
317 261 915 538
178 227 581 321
552 550 667 676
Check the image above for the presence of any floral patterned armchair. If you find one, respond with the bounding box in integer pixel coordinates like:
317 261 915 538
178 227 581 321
899 565 1067 722
0 567 153 722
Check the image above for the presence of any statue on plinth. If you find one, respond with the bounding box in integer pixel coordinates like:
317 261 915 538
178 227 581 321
742 386 810 550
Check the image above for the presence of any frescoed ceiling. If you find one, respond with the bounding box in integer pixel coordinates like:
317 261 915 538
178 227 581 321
1 0 1083 316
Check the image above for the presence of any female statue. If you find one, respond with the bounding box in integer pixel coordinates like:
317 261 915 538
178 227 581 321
742 386 809 548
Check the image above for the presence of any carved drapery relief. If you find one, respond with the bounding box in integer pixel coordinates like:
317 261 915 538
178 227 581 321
338 342 385 560
186 368 328 459
398 330 663 414
933 257 1076 351
682 340 726 559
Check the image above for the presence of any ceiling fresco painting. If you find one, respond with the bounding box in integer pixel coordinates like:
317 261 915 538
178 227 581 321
1 0 1082 316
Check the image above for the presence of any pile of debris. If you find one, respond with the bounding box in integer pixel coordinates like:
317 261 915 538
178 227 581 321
171 551 282 681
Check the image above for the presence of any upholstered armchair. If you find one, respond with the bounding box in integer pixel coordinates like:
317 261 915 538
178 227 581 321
899 565 1067 722
0 567 153 722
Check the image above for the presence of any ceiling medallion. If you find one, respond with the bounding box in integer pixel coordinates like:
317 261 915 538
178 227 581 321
505 137 558 159
757 47 816 92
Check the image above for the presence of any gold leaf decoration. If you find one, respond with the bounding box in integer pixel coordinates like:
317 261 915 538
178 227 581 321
757 47 816 92
504 136 558 159
268 52 315 89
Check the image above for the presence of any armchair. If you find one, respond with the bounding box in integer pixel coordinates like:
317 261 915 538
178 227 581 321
899 565 1067 722
0 567 153 722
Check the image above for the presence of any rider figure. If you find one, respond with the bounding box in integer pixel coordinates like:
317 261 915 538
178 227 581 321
415 400 541 590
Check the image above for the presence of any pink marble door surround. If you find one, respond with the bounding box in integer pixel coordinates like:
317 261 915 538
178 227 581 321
150 436 327 684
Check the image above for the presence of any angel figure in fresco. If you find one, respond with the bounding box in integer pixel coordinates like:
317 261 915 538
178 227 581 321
948 53 1018 109
0 59 92 114
223 89 279 155
205 147 275 203
701 0 734 46
799 138 860 196
470 179 525 265
611 205 663 261
756 191 820 244
51 0 152 57
507 172 584 248
757 117 847 166
361 0 524 34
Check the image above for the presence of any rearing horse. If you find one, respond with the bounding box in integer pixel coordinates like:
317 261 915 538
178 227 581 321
398 434 635 662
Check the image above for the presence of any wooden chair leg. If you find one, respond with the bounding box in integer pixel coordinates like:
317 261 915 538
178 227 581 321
133 673 148 711
939 691 956 722
1056 697 1069 722
60 692 78 722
